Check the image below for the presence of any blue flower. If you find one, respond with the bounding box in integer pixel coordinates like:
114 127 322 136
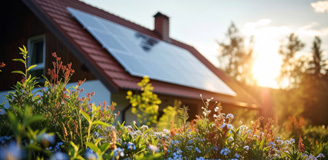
50 152 69 160
93 132 99 137
235 153 240 158
268 142 276 146
113 148 124 157
214 146 219 151
226 113 234 119
195 147 201 153
188 140 193 144
196 157 205 160
220 148 230 156
127 142 136 150
85 149 98 160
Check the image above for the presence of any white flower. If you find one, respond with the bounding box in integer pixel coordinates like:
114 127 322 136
141 125 148 130
214 107 219 112
148 144 158 152
163 129 169 134
243 146 249 151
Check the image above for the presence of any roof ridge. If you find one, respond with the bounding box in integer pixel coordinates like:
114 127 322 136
75 0 195 49
76 0 155 34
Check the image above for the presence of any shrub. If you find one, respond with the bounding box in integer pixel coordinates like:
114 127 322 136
0 46 326 160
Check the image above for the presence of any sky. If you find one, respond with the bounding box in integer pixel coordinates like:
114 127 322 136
80 0 328 88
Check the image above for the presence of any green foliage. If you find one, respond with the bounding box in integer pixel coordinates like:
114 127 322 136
217 22 256 85
126 76 161 126
157 100 183 131
1 45 327 160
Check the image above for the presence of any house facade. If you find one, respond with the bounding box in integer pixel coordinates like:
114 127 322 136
0 0 259 123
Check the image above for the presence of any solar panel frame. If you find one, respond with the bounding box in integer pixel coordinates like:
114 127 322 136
67 7 236 96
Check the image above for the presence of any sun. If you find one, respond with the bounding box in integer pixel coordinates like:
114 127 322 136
252 39 282 89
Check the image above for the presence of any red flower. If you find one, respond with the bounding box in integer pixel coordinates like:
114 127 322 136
0 62 5 68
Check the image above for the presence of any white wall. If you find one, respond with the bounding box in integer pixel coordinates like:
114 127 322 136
0 80 110 114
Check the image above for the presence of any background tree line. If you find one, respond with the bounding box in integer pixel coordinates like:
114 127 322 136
218 22 328 126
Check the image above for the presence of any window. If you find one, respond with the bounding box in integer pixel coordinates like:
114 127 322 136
27 35 46 79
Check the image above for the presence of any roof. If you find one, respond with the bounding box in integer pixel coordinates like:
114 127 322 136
23 0 260 108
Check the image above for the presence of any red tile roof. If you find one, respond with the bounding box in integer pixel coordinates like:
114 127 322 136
24 0 260 108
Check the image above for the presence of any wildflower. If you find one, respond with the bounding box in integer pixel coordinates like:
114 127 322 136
0 136 11 144
227 124 234 130
214 146 219 151
317 153 325 158
188 140 193 144
226 113 234 119
214 106 219 112
235 153 240 158
246 130 252 134
221 123 226 128
196 147 201 153
298 138 305 152
50 152 69 160
268 142 276 146
93 132 99 137
290 138 295 143
124 125 133 131
253 135 259 138
127 142 136 150
220 148 230 156
243 146 249 151
277 140 283 144
141 125 148 130
163 129 169 134
213 114 217 118
0 141 22 160
196 157 205 160
228 137 233 141
85 150 97 160
39 133 55 144
148 144 158 152
113 148 124 157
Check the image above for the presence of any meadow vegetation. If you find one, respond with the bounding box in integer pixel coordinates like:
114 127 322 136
0 46 327 159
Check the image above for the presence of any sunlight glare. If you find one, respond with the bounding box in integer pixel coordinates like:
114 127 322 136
252 39 281 88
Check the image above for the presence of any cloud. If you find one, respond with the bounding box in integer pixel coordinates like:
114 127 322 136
311 0 328 13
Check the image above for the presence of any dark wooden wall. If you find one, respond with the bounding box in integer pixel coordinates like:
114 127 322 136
0 1 96 91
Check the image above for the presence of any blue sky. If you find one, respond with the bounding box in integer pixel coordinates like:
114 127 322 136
80 0 328 87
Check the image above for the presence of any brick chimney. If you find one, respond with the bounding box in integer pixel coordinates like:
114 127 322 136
154 12 170 42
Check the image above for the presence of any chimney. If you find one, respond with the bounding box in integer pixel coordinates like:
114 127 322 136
154 12 170 42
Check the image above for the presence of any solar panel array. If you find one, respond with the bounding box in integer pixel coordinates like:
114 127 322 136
67 7 236 96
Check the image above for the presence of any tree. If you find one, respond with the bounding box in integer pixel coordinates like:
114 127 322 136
217 22 256 86
277 33 305 89
274 33 306 124
300 36 328 125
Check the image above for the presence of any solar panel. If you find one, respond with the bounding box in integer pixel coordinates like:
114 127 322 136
67 7 236 96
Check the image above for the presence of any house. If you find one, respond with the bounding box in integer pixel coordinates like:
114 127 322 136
0 0 259 122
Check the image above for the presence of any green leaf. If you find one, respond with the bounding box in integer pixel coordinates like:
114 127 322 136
26 115 44 126
25 143 42 151
12 58 26 64
80 110 91 122
70 141 79 152
93 121 110 127
27 65 37 71
100 143 111 154
56 132 65 142
7 111 18 126
11 70 26 76
86 142 101 153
